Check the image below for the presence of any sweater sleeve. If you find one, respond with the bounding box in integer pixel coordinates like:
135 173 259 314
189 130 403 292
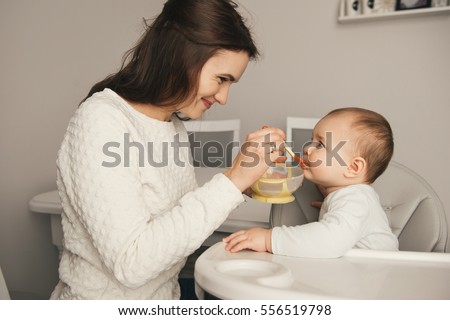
271 187 370 258
57 103 244 287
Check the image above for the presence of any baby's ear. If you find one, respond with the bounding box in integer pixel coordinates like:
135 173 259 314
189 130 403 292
344 156 366 179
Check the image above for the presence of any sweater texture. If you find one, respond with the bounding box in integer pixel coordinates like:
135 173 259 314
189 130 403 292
51 89 244 299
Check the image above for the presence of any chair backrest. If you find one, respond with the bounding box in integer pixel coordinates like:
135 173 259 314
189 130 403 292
270 117 448 253
286 116 320 162
372 161 447 252
0 265 10 300
184 119 240 168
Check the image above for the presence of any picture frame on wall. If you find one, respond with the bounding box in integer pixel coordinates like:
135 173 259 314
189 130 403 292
395 0 432 10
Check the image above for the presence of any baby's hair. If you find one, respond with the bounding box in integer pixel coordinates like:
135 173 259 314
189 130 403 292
326 107 394 184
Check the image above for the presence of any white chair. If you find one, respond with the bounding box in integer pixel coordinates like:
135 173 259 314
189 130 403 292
270 117 448 253
184 119 240 170
286 116 320 163
0 265 10 300
184 119 240 142
372 161 448 252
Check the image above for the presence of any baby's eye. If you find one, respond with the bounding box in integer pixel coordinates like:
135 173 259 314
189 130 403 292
303 141 323 152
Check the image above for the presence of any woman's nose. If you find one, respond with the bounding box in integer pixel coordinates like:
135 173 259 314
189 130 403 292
214 86 230 105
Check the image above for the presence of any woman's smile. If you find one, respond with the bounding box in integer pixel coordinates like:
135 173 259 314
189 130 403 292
202 98 213 109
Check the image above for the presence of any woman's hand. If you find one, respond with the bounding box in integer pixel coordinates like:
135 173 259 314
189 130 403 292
224 126 286 192
223 228 272 253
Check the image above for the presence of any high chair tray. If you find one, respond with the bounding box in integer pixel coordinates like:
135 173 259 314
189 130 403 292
194 242 450 299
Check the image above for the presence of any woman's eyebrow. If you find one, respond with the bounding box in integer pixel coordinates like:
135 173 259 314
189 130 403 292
221 73 237 82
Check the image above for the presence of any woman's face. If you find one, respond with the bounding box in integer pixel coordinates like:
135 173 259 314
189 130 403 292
177 50 250 119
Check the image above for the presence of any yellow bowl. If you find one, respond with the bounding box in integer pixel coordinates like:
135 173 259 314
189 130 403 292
251 164 304 204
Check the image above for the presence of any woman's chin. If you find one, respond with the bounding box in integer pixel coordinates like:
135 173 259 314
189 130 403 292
183 110 204 120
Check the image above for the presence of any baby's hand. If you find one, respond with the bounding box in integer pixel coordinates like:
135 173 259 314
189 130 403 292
223 228 272 253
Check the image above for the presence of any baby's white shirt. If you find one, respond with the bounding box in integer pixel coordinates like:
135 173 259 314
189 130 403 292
272 184 399 258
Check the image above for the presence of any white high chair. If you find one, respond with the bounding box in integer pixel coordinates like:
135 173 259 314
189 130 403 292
194 116 449 299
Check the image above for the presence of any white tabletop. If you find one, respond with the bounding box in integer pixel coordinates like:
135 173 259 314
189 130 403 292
29 168 272 238
195 167 271 228
194 242 450 299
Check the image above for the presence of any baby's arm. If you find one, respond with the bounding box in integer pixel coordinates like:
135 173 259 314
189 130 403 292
272 188 369 258
223 228 272 253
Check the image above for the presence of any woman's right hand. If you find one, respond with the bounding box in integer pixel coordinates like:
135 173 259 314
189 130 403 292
224 126 286 192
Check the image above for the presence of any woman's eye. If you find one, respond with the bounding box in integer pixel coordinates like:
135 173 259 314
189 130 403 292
218 76 228 84
317 141 325 149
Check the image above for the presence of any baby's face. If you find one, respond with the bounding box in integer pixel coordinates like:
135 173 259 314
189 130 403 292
301 113 356 189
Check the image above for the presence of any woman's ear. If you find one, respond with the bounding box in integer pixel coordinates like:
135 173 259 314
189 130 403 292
344 156 366 179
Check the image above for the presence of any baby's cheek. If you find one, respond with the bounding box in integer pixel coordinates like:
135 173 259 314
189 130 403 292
308 153 322 166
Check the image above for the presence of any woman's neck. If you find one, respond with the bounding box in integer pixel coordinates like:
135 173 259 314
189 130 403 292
126 99 174 122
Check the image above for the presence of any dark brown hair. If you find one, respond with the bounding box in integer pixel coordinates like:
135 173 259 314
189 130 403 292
82 0 259 108
326 107 394 184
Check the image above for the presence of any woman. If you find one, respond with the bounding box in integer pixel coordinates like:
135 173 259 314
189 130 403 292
51 0 285 299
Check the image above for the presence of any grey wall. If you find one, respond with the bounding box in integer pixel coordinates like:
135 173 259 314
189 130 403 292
0 0 449 298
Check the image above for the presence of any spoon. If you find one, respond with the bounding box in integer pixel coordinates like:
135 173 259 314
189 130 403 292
261 126 304 166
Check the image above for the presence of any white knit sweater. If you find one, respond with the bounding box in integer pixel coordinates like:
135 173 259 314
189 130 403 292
51 89 244 299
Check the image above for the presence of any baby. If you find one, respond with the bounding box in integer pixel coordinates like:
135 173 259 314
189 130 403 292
224 107 399 258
